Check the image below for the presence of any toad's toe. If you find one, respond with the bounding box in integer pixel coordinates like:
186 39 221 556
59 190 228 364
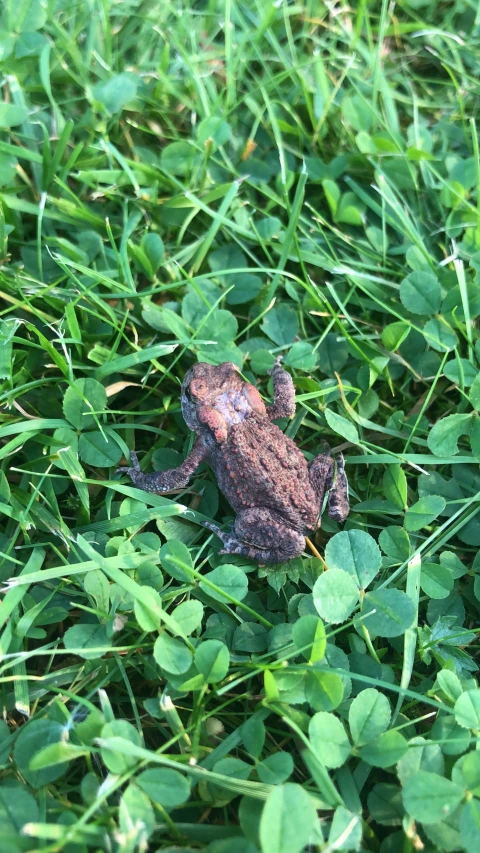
201 520 229 542
116 450 141 476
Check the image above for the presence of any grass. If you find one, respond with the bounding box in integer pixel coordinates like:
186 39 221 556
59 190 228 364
1 0 480 850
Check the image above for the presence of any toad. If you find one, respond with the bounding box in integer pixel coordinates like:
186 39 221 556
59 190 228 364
117 359 349 563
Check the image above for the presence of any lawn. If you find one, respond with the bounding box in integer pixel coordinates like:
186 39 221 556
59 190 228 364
1 0 480 851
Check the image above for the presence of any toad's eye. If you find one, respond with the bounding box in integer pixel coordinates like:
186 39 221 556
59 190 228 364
190 380 206 397
184 385 193 400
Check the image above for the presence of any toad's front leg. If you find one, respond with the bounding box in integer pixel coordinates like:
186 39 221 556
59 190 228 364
203 507 305 564
116 437 207 493
309 450 350 523
266 357 296 421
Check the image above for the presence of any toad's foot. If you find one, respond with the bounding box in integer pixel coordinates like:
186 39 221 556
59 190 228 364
116 450 144 481
202 509 305 564
309 449 350 523
116 450 173 493
327 452 349 522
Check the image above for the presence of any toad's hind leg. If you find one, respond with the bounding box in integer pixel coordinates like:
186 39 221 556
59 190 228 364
309 450 349 523
202 508 305 564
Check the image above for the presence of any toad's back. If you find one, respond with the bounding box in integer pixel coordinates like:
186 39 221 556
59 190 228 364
209 416 319 530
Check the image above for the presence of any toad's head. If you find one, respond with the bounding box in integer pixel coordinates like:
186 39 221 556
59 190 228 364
181 361 267 443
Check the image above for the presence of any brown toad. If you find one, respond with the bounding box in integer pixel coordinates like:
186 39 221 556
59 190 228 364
117 359 349 563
